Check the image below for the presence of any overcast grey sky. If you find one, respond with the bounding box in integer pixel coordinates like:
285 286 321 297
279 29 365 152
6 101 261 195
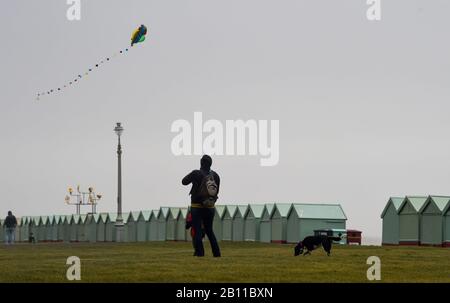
1 0 450 241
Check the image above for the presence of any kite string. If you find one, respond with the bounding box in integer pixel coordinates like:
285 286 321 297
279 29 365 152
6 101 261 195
36 46 132 101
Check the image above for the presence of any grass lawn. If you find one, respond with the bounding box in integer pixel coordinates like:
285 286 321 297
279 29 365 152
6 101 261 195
0 241 448 282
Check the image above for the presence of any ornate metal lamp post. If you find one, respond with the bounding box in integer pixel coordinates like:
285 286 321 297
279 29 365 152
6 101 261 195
114 122 124 242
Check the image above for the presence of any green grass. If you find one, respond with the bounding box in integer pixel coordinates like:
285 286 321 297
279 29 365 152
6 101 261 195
0 242 448 282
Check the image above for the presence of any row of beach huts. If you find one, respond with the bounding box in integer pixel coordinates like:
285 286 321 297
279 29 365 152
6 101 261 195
0 203 347 244
381 195 450 247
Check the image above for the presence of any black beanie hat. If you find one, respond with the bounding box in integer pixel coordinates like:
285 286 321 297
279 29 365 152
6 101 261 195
200 155 212 168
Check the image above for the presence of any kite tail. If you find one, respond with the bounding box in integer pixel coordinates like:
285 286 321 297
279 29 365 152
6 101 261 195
36 24 147 101
36 46 133 101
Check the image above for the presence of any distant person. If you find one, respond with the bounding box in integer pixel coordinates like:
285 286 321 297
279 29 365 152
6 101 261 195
182 155 221 257
4 211 18 245
28 232 36 244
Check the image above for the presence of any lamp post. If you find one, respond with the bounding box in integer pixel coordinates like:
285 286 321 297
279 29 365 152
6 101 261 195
114 122 124 242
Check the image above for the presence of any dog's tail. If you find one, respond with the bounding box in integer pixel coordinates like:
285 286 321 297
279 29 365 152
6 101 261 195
328 236 341 241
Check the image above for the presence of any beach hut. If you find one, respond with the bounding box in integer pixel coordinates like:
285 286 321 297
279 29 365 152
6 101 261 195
175 208 190 241
286 203 347 243
17 217 24 242
105 213 117 242
46 216 58 242
42 215 51 242
50 216 60 242
77 214 88 242
157 207 169 241
44 216 51 242
39 216 48 242
53 216 62 242
232 205 248 242
166 208 181 241
56 216 63 242
259 203 275 243
126 211 140 243
381 197 404 245
20 217 30 242
17 216 27 242
116 212 130 242
398 196 427 245
27 217 34 241
137 211 152 242
14 218 22 242
62 215 72 242
35 216 44 242
27 216 34 241
420 196 450 246
444 203 450 247
213 205 226 241
85 214 99 243
244 204 265 241
96 213 107 242
38 216 48 242
30 216 41 242
56 216 66 242
270 203 292 243
222 205 237 241
69 215 80 242
148 210 159 241
0 219 4 242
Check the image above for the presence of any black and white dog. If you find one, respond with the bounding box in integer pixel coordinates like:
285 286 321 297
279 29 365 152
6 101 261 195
294 235 341 256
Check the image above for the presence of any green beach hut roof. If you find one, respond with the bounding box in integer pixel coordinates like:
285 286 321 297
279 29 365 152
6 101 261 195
271 203 292 218
178 208 188 220
380 197 404 218
225 205 238 218
398 196 428 214
33 216 42 225
215 205 226 218
80 214 89 224
64 215 72 224
48 215 56 225
91 213 100 223
151 210 159 219
108 213 117 223
245 204 265 218
41 215 49 225
54 215 62 224
159 207 169 219
235 205 249 218
168 207 181 219
19 217 25 225
132 211 141 221
121 212 130 224
72 214 81 224
264 203 275 216
127 211 141 222
428 196 450 213
100 213 108 223
62 215 70 224
140 210 153 221
290 203 347 220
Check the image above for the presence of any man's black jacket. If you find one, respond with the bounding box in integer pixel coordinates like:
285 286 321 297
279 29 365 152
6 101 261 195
182 168 220 204
4 215 17 228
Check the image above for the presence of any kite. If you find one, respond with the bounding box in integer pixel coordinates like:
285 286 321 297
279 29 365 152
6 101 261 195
36 24 149 101
131 24 148 46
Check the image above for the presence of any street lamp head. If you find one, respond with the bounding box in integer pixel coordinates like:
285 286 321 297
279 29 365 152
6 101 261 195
114 122 124 137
